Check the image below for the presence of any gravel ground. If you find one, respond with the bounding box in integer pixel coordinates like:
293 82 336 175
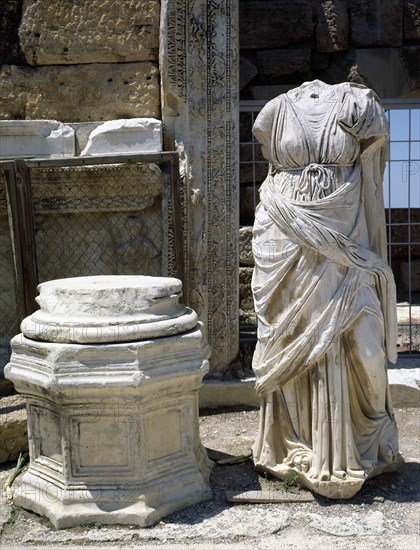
0 406 418 549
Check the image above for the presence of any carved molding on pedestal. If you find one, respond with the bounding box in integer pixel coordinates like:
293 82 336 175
160 0 239 372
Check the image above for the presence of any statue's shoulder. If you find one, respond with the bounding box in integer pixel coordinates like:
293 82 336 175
344 81 381 103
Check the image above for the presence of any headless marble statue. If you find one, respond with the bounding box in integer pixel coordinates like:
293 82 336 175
251 80 400 499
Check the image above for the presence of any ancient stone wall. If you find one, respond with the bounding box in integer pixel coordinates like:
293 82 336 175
0 1 160 121
240 0 420 100
1 0 240 377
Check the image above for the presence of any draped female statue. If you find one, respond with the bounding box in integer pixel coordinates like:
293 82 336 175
251 80 400 498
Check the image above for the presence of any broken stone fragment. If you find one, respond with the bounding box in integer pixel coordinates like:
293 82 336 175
80 118 163 156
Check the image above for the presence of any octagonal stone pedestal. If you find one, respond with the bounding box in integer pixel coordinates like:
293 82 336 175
5 276 212 529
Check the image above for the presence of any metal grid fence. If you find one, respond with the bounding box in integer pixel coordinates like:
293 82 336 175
240 100 420 354
0 153 182 376
0 171 21 376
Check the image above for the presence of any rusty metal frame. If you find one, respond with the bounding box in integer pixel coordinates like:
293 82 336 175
3 160 38 317
0 152 183 318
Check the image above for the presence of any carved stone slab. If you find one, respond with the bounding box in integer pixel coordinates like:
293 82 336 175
226 490 314 503
0 120 75 159
239 226 255 266
19 0 160 65
81 119 163 156
0 63 160 122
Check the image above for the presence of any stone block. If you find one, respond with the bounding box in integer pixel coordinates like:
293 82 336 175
199 379 259 409
68 122 103 155
240 1 315 49
316 0 349 52
399 46 420 92
5 275 212 528
403 0 420 43
0 0 24 65
256 49 311 82
81 118 162 156
356 48 413 98
240 266 254 311
388 367 420 407
351 0 403 47
401 259 420 292
240 144 266 166
356 47 414 99
249 85 298 100
240 56 258 92
388 209 420 260
312 52 333 73
318 49 412 98
19 0 160 65
240 111 254 142
0 395 28 463
0 120 75 159
240 183 260 225
239 226 254 266
0 63 160 122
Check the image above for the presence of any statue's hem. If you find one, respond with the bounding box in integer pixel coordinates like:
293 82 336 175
254 455 403 499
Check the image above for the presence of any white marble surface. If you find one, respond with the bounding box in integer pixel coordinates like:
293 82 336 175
251 80 400 499
6 275 211 528
0 120 75 158
80 118 162 156
22 276 197 343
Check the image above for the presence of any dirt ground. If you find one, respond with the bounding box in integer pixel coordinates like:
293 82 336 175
0 405 419 549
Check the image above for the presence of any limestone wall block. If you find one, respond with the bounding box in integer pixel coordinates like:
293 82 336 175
399 46 420 92
240 266 254 311
256 49 311 82
240 56 258 92
240 1 315 49
316 0 349 52
0 395 28 463
355 48 413 97
0 0 24 65
19 0 160 65
316 48 415 97
0 63 160 122
0 120 75 159
239 226 254 266
403 0 420 43
240 183 260 226
351 0 403 47
401 259 420 292
240 125 266 169
81 118 163 156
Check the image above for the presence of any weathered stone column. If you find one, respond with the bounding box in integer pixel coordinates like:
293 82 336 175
160 1 240 373
5 275 212 528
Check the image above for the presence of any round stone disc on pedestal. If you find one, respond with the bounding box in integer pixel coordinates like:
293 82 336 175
21 275 198 343
5 275 212 529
